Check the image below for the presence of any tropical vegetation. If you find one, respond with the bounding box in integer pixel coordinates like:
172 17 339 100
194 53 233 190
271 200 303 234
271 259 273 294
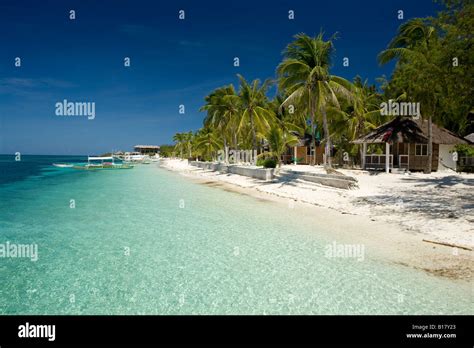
170 0 473 172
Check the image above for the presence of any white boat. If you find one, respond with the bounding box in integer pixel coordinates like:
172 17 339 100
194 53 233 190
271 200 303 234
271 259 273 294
120 152 151 163
53 163 74 168
73 156 133 170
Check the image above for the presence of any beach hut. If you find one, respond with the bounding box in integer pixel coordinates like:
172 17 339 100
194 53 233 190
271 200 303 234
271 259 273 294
352 117 469 172
281 132 324 165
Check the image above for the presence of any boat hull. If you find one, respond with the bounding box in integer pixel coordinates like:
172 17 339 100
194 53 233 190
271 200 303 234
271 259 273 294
72 164 134 170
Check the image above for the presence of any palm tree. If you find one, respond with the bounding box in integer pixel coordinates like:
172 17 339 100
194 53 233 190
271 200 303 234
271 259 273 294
378 18 441 173
194 127 221 161
172 133 186 158
237 74 275 153
200 85 241 163
277 32 352 168
173 131 194 159
184 131 194 159
264 124 299 168
329 77 383 164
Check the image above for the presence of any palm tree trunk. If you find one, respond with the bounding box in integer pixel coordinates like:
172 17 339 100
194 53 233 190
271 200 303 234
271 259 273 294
322 107 332 168
309 91 316 166
250 110 257 154
233 132 238 151
426 115 432 174
223 137 228 164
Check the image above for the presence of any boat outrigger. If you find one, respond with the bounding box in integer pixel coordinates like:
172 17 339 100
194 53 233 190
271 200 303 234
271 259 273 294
73 156 134 170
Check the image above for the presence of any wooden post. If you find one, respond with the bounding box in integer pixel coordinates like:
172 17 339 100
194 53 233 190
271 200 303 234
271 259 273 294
385 142 390 173
294 146 297 165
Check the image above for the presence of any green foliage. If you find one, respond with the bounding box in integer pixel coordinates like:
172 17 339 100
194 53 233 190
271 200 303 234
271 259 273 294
237 74 275 151
158 145 175 157
277 32 353 167
172 0 470 169
263 158 277 168
453 144 474 157
379 0 473 134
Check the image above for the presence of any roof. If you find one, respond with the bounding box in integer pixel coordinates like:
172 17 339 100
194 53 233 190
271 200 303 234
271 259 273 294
417 119 468 145
464 133 474 143
290 131 318 147
134 145 160 149
352 117 468 145
88 156 113 160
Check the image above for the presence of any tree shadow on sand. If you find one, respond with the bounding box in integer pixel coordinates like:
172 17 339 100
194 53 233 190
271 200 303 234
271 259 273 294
401 175 474 188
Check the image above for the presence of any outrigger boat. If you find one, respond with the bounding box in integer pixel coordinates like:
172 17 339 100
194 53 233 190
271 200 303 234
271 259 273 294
73 156 134 170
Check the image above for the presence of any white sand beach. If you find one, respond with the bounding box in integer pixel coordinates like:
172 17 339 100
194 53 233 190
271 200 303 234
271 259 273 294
160 158 473 280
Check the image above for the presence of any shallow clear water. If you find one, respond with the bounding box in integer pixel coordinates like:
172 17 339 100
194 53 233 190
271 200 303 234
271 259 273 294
0 155 472 314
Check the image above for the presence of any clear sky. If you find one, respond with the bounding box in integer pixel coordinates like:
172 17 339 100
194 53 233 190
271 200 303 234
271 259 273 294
0 0 441 155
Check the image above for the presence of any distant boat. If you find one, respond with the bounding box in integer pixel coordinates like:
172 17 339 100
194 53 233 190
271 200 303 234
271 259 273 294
72 156 134 170
53 163 74 168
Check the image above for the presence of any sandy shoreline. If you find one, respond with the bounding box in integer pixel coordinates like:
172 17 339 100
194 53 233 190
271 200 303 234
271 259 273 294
159 158 473 281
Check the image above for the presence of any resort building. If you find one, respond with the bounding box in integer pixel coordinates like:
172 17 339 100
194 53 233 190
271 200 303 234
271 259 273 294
353 117 470 172
134 145 160 155
282 132 324 165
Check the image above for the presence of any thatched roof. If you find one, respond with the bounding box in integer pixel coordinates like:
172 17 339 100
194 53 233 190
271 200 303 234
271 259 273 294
289 131 319 147
417 119 468 145
353 117 468 145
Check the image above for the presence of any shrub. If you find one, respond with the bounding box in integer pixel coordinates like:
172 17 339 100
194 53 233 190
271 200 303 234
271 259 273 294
256 158 265 167
453 144 474 157
453 144 474 173
263 158 277 168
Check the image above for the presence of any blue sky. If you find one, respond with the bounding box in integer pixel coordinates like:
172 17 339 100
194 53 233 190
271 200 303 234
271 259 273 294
0 0 441 155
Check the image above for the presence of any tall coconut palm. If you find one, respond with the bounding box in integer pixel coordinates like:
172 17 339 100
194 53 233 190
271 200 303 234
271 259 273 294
378 18 441 173
237 74 275 153
200 85 241 163
277 32 352 168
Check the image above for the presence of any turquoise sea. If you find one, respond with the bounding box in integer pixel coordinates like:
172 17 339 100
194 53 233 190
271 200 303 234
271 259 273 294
0 155 471 314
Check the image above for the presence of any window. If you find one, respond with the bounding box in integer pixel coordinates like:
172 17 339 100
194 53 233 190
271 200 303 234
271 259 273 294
415 144 428 156
307 146 315 156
